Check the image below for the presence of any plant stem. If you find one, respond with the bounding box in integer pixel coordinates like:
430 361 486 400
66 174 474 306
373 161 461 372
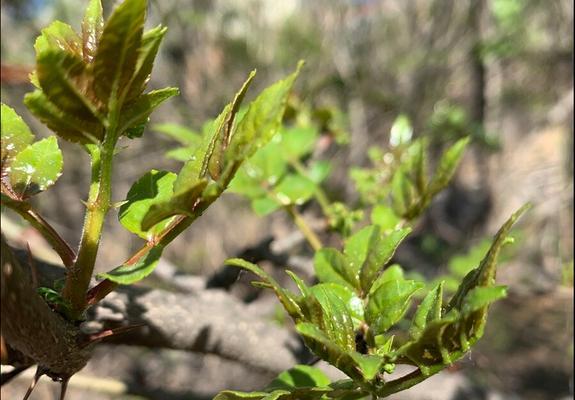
63 134 117 319
285 205 323 251
376 366 443 398
1 197 75 268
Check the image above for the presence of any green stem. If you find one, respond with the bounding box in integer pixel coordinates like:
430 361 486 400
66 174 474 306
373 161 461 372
285 205 323 251
376 365 443 398
1 197 76 268
63 129 118 319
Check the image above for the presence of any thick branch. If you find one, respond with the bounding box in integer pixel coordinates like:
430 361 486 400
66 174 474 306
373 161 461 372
0 236 92 378
92 286 304 373
20 254 305 375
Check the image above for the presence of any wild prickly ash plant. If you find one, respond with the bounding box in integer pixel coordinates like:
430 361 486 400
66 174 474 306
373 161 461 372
0 0 529 399
1 0 300 397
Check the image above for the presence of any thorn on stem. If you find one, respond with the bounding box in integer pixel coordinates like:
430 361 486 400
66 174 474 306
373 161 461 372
22 366 44 400
59 377 70 400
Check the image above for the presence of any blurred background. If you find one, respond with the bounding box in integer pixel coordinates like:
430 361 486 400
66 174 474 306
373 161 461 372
1 0 573 399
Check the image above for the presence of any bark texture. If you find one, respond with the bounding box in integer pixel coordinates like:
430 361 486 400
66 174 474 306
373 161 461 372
0 236 92 378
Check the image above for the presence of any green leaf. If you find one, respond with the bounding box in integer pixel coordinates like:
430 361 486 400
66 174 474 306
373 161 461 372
314 248 358 290
359 227 412 294
98 245 163 284
274 174 316 205
174 71 255 191
309 284 356 350
92 0 146 105
389 114 413 147
36 50 102 123
366 279 423 335
314 283 364 328
307 160 331 184
118 87 179 135
343 226 374 279
140 178 208 230
266 365 331 390
368 264 404 295
252 196 281 216
1 104 34 166
82 0 104 62
8 137 63 199
214 392 269 400
227 61 303 162
409 282 444 339
24 90 103 143
295 322 362 381
206 70 256 181
447 204 530 312
461 286 507 316
348 353 384 381
154 123 201 146
34 21 82 56
390 167 416 218
370 205 400 231
119 170 177 239
427 137 470 197
280 125 318 160
125 25 168 101
225 258 302 319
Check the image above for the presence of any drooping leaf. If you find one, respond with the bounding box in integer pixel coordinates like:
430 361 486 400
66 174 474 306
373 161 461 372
8 137 63 199
119 170 177 239
98 245 163 284
24 90 103 143
82 0 104 62
359 226 411 294
92 0 146 105
1 104 34 166
365 279 423 335
225 258 302 319
36 49 102 122
118 87 179 135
